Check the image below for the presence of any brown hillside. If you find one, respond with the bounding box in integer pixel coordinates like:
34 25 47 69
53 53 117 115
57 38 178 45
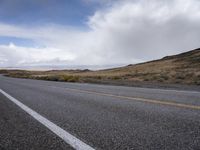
85 48 200 84
1 48 200 85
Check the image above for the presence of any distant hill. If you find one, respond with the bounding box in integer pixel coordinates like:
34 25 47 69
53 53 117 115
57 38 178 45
1 48 200 85
89 48 200 85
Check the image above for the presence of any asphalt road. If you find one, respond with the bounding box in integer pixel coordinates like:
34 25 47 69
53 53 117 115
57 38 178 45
0 75 200 150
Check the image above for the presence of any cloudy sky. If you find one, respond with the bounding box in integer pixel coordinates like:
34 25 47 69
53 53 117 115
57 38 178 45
0 0 200 69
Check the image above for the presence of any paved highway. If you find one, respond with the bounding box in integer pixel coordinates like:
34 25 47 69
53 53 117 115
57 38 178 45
0 75 200 150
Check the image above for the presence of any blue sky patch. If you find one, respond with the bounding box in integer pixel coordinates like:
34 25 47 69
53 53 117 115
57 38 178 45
0 36 37 47
0 0 99 26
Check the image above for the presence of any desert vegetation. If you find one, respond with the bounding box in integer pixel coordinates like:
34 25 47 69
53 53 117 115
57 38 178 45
1 48 200 85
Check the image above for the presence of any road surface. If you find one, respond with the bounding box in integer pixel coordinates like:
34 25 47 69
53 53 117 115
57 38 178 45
0 75 200 150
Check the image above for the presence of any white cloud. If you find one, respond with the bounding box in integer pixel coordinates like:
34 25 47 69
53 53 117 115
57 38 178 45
0 43 76 67
87 0 200 60
0 0 200 68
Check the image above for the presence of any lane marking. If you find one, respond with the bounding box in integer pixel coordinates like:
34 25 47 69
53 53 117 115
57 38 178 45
137 87 200 94
81 83 200 94
62 87 200 110
0 89 95 150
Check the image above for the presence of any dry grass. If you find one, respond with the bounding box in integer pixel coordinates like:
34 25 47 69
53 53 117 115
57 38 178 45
1 48 200 85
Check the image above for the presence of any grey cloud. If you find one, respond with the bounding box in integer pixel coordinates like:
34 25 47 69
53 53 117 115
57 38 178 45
0 0 200 68
87 0 200 61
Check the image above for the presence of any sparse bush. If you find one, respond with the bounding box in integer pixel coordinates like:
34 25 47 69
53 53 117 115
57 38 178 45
194 81 200 85
68 76 79 82
47 76 59 81
112 76 121 80
152 76 158 80
144 78 150 81
160 75 169 80
7 72 31 79
34 75 80 82
95 76 102 80
60 75 79 82
176 75 185 80
157 78 164 82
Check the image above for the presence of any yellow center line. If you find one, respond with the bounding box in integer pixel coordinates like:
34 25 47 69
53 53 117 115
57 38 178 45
64 87 200 110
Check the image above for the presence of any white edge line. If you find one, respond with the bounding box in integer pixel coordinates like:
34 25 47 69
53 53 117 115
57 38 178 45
0 89 95 150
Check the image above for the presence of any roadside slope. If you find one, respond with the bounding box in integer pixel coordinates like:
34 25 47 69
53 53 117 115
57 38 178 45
1 48 200 85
